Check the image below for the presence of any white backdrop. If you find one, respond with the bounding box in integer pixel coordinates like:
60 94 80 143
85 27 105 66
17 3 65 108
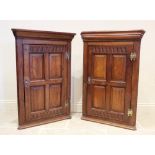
0 20 155 112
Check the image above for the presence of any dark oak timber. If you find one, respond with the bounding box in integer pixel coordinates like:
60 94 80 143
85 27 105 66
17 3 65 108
81 30 145 130
12 29 75 129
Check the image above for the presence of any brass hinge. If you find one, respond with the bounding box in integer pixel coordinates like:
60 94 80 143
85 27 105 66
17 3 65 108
65 100 69 107
130 52 136 61
127 109 133 117
65 101 68 107
65 52 70 60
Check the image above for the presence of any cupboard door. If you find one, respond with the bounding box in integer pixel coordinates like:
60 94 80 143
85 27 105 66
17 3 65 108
23 44 67 122
87 42 133 123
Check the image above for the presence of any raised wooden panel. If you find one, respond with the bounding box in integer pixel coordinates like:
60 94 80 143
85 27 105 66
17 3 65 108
93 54 106 79
110 87 125 113
30 53 44 80
111 55 126 81
30 86 45 112
49 53 62 78
93 85 106 109
49 84 61 108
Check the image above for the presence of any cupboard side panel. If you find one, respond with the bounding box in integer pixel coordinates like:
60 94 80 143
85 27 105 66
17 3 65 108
16 38 26 126
82 42 88 116
67 42 71 115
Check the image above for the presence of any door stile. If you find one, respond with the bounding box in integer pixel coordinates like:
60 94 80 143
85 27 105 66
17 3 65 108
61 50 66 115
124 45 134 120
23 45 31 121
65 43 70 115
87 46 93 115
44 53 49 111
130 41 141 126
106 53 112 112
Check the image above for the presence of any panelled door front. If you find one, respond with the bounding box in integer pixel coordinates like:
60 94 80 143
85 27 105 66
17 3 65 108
23 43 68 122
86 42 133 124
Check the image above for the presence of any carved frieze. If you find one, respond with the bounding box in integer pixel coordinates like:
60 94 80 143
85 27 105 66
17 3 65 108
89 46 127 54
91 109 124 121
29 45 66 53
30 108 63 121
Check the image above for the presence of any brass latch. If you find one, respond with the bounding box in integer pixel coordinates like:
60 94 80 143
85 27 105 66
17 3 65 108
127 109 133 117
24 80 30 87
88 76 91 84
130 52 136 61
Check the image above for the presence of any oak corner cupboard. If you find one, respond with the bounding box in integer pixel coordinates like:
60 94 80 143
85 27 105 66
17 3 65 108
12 28 75 129
81 30 145 130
